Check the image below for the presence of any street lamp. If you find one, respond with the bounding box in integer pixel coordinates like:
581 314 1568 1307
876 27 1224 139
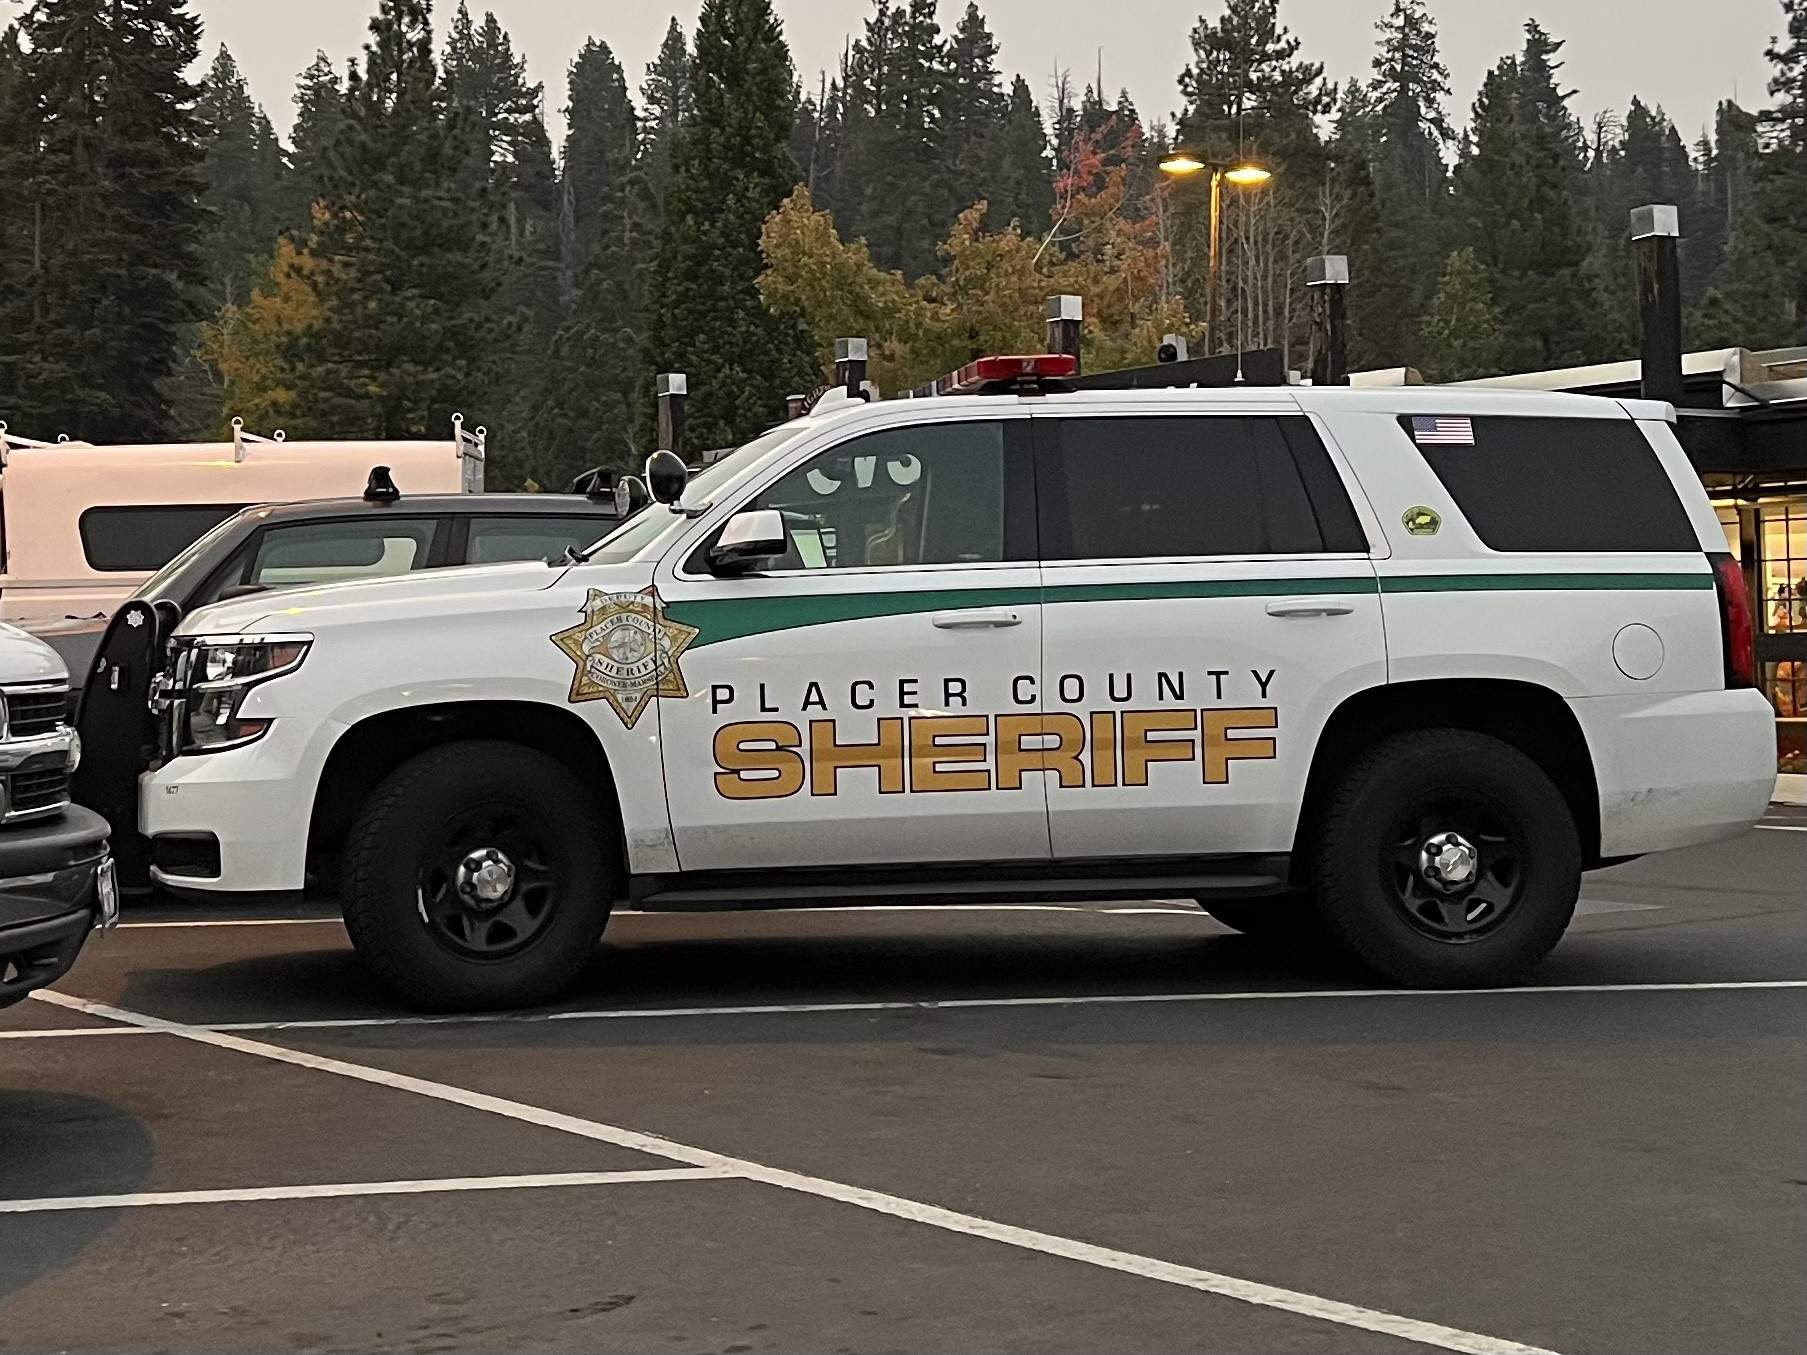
1158 152 1273 354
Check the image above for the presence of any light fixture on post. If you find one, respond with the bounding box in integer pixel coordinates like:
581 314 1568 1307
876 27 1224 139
1157 151 1274 355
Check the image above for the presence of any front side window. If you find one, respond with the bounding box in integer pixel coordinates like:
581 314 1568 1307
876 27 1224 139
247 518 439 589
1039 416 1351 561
750 421 1012 571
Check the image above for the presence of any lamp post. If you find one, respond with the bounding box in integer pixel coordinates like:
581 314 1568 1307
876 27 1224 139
1157 151 1272 355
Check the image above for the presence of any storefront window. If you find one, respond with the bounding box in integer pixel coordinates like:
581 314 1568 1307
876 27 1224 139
1760 503 1806 635
1761 500 1807 773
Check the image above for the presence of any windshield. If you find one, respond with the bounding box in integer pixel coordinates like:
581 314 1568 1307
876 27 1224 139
131 508 251 601
577 422 812 564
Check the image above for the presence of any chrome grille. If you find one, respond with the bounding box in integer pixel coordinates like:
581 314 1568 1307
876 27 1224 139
7 766 70 814
4 688 67 738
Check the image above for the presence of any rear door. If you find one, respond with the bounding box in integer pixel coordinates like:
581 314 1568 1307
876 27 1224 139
1032 406 1387 861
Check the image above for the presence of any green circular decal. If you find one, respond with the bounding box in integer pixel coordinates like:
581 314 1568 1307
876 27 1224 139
1401 505 1442 536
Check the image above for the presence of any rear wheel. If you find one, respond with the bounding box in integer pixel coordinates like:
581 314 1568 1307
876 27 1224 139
1312 729 1579 988
341 741 614 1011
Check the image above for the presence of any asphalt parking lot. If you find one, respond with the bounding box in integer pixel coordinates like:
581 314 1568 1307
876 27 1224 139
1 807 1801 1355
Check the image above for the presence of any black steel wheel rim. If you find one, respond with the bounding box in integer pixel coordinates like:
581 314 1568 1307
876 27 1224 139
1381 790 1526 944
416 801 562 961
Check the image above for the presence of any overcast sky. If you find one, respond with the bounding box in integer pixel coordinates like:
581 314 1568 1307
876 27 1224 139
188 0 1782 151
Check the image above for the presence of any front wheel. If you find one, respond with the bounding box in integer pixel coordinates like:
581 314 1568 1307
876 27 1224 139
1312 729 1580 988
341 741 614 1011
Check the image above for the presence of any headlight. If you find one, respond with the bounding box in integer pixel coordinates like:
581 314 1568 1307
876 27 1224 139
171 636 311 755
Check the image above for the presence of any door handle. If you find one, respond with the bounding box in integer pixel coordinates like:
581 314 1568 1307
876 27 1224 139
931 608 1023 629
1265 598 1356 618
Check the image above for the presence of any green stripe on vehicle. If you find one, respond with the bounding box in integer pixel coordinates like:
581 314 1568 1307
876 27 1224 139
1042 577 1377 605
666 570 1712 649
665 586 1042 649
1379 572 1714 593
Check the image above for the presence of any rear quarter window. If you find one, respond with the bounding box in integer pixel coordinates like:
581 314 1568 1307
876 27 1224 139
1398 414 1698 552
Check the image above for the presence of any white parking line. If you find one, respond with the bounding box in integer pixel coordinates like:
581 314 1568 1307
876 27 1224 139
118 917 342 929
0 1167 732 1214
6 977 1805 1040
1755 823 1806 832
32 988 1554 1355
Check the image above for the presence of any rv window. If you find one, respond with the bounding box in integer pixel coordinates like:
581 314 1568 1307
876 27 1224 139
79 505 249 572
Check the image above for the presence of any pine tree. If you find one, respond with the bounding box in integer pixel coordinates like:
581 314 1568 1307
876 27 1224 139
0 0 208 443
837 0 948 279
1689 100 1759 306
561 37 640 279
442 5 559 346
196 45 289 308
939 3 1005 216
1751 0 1807 337
1176 0 1332 163
1364 0 1451 344
642 0 817 450
640 18 692 214
289 51 346 220
1419 246 1506 380
502 36 652 491
1452 24 1607 370
287 0 507 440
981 74 1052 235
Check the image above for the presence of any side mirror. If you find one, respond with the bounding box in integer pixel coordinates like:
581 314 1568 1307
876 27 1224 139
645 449 688 506
613 475 650 517
707 509 788 574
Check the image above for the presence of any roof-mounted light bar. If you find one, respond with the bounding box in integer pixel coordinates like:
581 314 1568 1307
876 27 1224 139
906 353 1079 398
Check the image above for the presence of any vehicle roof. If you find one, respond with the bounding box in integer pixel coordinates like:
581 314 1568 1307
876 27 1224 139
844 384 1641 419
228 493 618 526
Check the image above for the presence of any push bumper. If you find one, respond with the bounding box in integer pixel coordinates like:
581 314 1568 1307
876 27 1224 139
0 804 115 1009
1572 688 1778 857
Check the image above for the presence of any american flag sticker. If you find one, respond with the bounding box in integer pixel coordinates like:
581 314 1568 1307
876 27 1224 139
1411 415 1475 446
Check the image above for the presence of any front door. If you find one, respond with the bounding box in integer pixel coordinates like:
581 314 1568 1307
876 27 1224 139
1032 408 1387 861
656 415 1050 872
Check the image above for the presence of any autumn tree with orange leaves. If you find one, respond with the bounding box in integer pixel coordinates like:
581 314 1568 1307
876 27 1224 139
759 119 1194 394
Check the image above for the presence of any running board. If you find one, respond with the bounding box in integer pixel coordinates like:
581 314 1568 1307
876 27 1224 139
630 856 1289 911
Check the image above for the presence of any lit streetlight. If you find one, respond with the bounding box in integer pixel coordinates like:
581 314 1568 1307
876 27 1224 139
1157 151 1273 354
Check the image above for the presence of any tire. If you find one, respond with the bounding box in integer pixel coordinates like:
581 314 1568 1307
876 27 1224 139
1311 729 1579 988
1198 894 1320 942
341 740 615 1011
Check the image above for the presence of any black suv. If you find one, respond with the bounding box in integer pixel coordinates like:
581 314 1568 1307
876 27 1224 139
70 488 618 889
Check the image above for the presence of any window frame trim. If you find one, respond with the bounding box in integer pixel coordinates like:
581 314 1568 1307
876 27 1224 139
667 411 1037 582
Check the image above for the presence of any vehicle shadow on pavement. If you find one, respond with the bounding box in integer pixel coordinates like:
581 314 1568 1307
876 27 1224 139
0 1092 153 1298
107 922 1374 1028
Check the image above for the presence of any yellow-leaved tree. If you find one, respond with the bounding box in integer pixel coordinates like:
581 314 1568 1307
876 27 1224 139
199 234 325 437
759 125 1196 394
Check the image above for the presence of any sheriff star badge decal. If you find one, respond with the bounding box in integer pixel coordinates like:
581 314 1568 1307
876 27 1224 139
550 587 699 728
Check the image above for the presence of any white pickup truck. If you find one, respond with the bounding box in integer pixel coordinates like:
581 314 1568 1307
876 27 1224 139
137 363 1776 1009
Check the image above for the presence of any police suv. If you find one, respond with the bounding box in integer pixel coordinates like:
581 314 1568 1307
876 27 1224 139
140 357 1776 1009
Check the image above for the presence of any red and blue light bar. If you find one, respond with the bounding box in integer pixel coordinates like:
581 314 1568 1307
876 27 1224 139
906 353 1078 398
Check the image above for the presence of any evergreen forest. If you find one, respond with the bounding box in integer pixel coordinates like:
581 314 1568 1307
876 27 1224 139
0 0 1802 491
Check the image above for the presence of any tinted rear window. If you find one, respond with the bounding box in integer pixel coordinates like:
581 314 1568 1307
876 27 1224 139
79 505 248 571
1039 416 1362 560
1398 415 1697 552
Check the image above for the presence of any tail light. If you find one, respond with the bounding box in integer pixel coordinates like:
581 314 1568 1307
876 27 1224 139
1708 552 1755 689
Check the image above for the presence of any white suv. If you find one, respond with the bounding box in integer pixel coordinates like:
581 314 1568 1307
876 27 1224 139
140 372 1776 1009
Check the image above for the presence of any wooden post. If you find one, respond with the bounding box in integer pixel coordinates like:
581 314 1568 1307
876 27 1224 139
1631 204 1684 406
656 372 687 458
1306 255 1349 386
1045 295 1083 375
